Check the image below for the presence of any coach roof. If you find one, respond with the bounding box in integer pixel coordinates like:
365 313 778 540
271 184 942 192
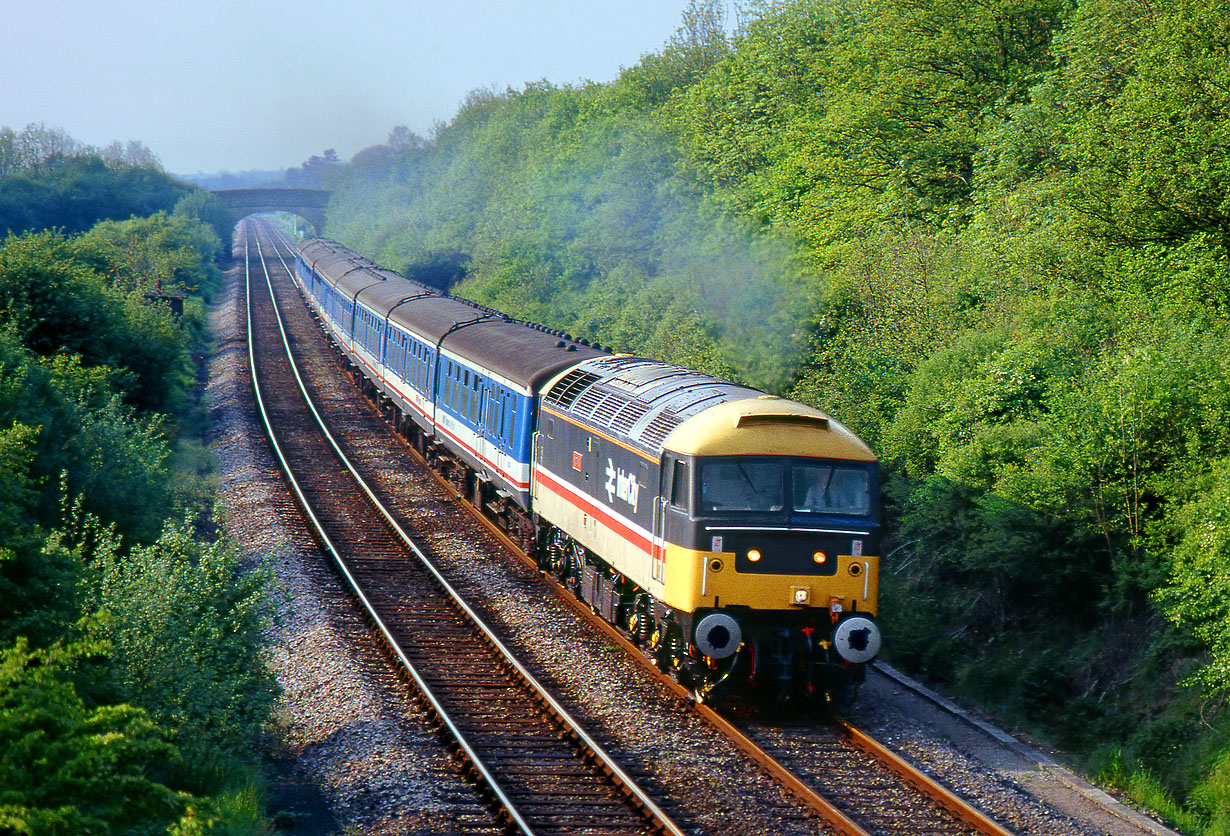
349 286 606 389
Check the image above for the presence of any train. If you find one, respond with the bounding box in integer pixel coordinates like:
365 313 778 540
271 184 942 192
292 236 882 704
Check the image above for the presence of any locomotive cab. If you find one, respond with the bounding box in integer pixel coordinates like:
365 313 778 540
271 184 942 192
655 399 882 702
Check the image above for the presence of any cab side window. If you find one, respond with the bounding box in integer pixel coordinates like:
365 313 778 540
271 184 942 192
669 459 689 509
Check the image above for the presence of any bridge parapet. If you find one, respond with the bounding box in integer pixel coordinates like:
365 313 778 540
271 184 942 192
211 187 330 233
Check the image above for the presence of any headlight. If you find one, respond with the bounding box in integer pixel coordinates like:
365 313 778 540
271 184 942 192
813 551 827 564
747 549 762 563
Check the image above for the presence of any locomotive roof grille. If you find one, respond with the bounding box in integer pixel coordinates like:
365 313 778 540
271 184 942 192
545 369 601 408
571 386 611 417
610 399 651 434
640 411 683 448
542 352 839 455
588 390 632 424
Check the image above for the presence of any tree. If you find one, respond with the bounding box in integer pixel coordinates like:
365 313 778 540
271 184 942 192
171 191 231 255
0 149 187 236
1064 0 1230 273
99 140 161 170
81 518 276 767
285 149 342 187
1156 462 1230 693
387 125 428 153
0 639 208 836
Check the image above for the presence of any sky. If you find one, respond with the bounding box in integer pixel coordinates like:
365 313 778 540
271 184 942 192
2 0 710 176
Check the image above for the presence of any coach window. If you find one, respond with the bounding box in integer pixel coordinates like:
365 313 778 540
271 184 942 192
469 379 481 424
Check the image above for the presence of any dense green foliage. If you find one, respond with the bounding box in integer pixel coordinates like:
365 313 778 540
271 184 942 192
0 124 189 237
1 639 203 835
314 0 1230 828
0 193 274 833
171 191 234 257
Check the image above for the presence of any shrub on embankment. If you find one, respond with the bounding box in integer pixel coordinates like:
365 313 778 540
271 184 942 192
0 211 276 834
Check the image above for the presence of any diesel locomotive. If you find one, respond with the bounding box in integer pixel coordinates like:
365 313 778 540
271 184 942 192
293 236 882 702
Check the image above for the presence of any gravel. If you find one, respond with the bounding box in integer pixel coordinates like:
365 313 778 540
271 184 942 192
208 260 500 835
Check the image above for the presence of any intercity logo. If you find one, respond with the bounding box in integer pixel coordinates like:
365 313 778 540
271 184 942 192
604 457 639 513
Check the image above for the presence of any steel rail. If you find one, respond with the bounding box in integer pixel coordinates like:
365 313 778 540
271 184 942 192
836 719 1017 836
244 232 535 835
247 225 685 836
264 226 875 836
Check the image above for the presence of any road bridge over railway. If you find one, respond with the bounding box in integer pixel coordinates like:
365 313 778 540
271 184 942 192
211 188 330 233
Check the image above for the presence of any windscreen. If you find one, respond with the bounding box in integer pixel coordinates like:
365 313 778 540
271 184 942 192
697 457 874 517
699 460 784 512
792 463 871 515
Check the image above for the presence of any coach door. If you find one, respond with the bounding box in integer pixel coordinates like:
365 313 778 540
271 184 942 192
484 389 508 481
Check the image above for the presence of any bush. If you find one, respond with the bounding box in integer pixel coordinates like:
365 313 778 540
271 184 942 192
0 638 209 836
78 517 276 781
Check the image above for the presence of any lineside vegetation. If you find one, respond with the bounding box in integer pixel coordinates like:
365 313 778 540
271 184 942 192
0 136 275 835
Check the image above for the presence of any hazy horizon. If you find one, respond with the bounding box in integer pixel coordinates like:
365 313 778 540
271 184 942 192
5 1 718 175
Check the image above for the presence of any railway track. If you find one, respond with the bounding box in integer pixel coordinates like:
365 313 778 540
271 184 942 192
244 217 1019 835
243 220 682 835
